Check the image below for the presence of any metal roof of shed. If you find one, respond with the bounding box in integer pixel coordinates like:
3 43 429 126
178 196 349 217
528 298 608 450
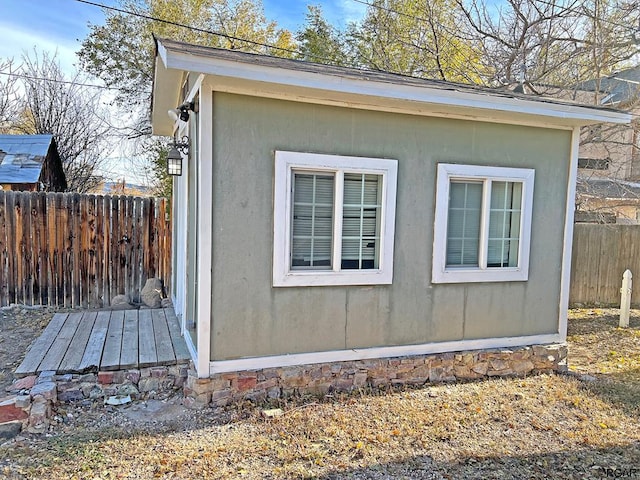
0 134 52 184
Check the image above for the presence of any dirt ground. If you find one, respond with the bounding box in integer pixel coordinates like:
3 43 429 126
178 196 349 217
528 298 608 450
0 306 639 479
0 307 54 394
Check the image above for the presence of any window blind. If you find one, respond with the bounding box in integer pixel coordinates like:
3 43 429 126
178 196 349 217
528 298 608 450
446 182 482 267
487 181 522 267
342 173 381 270
291 173 334 268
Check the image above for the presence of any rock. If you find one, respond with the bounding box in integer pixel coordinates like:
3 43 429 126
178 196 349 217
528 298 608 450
141 278 163 308
105 395 132 406
161 298 173 308
30 381 57 402
353 372 368 387
88 385 104 400
58 389 84 403
261 408 283 418
14 395 31 409
111 294 131 309
38 371 55 384
138 377 160 393
0 421 22 440
512 360 535 375
27 400 50 432
6 375 36 392
0 397 28 423
117 384 140 397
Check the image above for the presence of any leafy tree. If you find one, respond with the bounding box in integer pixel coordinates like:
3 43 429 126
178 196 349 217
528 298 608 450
348 0 483 83
296 5 348 65
78 0 295 196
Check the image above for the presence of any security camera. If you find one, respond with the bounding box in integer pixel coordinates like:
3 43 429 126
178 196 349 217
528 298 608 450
167 101 196 122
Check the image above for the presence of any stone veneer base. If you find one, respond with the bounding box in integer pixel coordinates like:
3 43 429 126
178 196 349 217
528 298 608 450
184 344 568 408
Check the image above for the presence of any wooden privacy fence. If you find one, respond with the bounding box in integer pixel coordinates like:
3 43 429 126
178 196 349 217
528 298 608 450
570 223 640 306
0 191 171 308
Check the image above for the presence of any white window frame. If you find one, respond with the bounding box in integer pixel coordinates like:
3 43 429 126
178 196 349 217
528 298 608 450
432 163 535 284
274 151 398 287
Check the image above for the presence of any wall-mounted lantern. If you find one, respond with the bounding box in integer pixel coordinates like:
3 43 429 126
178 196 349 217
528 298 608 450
167 136 189 176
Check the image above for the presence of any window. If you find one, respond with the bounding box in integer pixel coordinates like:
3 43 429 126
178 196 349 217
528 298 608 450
578 158 609 170
432 164 534 283
273 151 398 286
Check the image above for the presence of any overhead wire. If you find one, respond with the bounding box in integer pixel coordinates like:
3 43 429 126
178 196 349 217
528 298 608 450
74 0 302 57
0 70 119 90
349 0 640 35
346 0 487 81
4 0 634 118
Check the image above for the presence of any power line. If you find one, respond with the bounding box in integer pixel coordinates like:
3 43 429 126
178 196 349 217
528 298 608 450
0 71 118 90
74 0 301 57
350 0 640 36
347 0 488 78
72 0 640 119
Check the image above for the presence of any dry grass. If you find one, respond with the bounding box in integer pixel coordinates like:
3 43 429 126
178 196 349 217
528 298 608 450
2 309 640 479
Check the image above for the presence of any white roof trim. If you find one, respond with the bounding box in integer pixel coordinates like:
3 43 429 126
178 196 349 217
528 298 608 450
153 39 632 136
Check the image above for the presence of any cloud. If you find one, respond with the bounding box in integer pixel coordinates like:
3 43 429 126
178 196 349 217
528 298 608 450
0 22 79 73
338 0 368 24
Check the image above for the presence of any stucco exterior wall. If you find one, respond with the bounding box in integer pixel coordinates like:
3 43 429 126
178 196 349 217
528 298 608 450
208 92 572 361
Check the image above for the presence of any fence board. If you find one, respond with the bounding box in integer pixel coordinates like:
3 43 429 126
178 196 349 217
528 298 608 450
0 192 6 306
6 192 17 305
20 193 32 305
571 224 640 305
35 193 46 305
0 191 171 307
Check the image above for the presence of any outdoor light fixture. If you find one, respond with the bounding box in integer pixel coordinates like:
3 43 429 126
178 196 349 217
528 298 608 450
168 101 196 123
166 100 196 176
167 135 189 176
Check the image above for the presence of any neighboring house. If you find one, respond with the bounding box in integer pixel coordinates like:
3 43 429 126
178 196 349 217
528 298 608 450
151 37 629 402
573 67 640 222
0 134 67 192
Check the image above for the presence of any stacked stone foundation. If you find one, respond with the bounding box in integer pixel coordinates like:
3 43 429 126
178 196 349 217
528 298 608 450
184 344 568 408
1 365 188 436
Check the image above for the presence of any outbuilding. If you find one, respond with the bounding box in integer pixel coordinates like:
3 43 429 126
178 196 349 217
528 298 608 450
152 37 630 405
0 134 66 192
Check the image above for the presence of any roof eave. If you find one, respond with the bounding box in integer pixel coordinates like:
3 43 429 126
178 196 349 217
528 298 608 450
151 41 184 136
154 39 632 132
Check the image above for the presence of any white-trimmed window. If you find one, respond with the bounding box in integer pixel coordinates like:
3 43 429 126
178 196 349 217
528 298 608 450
432 163 535 283
273 151 398 287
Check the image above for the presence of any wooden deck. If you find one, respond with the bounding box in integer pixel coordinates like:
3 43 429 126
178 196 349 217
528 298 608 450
15 308 191 376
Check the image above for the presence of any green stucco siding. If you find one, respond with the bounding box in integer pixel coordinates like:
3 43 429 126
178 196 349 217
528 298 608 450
209 92 570 360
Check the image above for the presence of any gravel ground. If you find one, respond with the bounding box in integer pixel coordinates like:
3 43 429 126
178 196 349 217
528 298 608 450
0 307 639 479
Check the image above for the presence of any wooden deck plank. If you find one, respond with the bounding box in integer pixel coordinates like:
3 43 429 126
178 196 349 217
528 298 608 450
58 311 98 373
119 310 139 369
152 309 175 365
38 313 82 373
164 308 191 362
138 309 157 367
78 311 110 371
15 313 69 375
100 310 125 371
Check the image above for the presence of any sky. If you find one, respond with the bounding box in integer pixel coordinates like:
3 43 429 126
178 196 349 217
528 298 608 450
0 0 367 72
0 0 367 184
